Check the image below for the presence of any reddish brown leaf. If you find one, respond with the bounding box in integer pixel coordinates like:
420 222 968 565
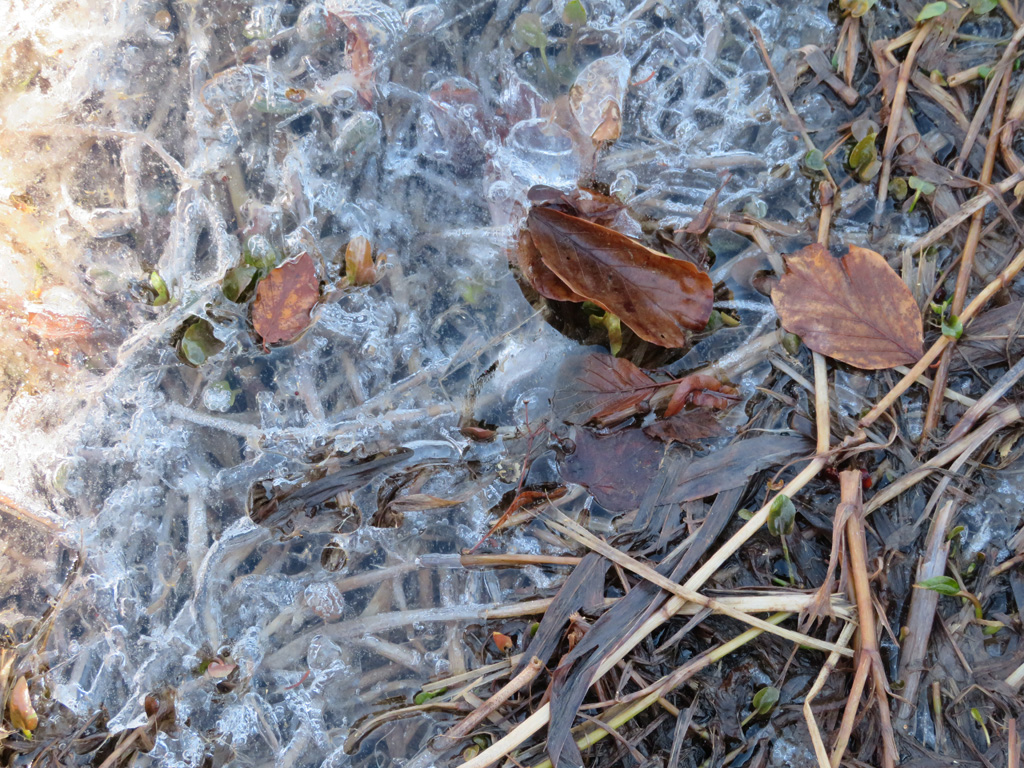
460 425 497 441
515 229 586 302
772 244 923 369
345 235 377 286
551 353 657 426
664 374 739 417
644 410 726 444
252 253 320 347
559 427 665 511
527 207 713 347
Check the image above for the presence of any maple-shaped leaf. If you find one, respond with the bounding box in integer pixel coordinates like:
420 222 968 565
551 353 657 426
252 252 320 347
664 374 738 417
772 244 923 369
527 207 714 347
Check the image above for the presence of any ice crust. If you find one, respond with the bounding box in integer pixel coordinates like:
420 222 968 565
1 0 844 764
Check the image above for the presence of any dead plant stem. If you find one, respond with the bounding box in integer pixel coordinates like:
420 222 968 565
860 245 1024 430
433 657 543 752
525 614 793 768
831 471 896 768
875 21 933 221
804 621 857 768
457 457 828 768
923 56 1014 439
547 514 853 656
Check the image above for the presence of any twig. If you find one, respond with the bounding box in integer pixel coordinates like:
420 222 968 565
804 621 857 768
749 24 837 187
831 471 896 768
524 615 794 768
0 490 70 536
1006 659 1024 690
923 53 1015 439
546 513 853 656
875 21 933 221
946 354 1024 443
343 701 468 755
432 657 543 754
895 499 957 724
953 23 1024 176
865 404 1021 513
898 168 1024 261
892 365 978 407
457 455 829 768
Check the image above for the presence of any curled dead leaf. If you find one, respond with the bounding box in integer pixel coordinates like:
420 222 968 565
515 227 586 303
9 675 38 733
664 374 739 417
644 410 726 444
527 207 713 347
772 244 923 369
492 631 515 654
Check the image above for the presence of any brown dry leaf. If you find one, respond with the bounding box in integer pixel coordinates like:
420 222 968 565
551 353 657 426
9 675 38 733
568 54 629 143
644 410 726 444
345 235 377 286
26 310 94 340
252 252 320 347
663 374 738 417
528 207 714 347
559 427 665 511
515 228 586 302
682 174 730 235
772 244 923 369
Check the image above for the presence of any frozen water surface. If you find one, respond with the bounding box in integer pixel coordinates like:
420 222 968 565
1 0 850 764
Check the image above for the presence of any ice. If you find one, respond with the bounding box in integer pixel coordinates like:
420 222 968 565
0 0 864 764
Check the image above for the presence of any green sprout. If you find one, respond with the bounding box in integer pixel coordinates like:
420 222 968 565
907 176 936 212
768 494 797 585
916 2 947 22
513 13 550 72
930 298 963 339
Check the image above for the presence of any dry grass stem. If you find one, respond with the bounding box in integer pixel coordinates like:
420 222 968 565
829 471 896 768
896 500 958 724
547 513 854 656
432 657 543 753
861 245 1024 430
804 621 857 768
